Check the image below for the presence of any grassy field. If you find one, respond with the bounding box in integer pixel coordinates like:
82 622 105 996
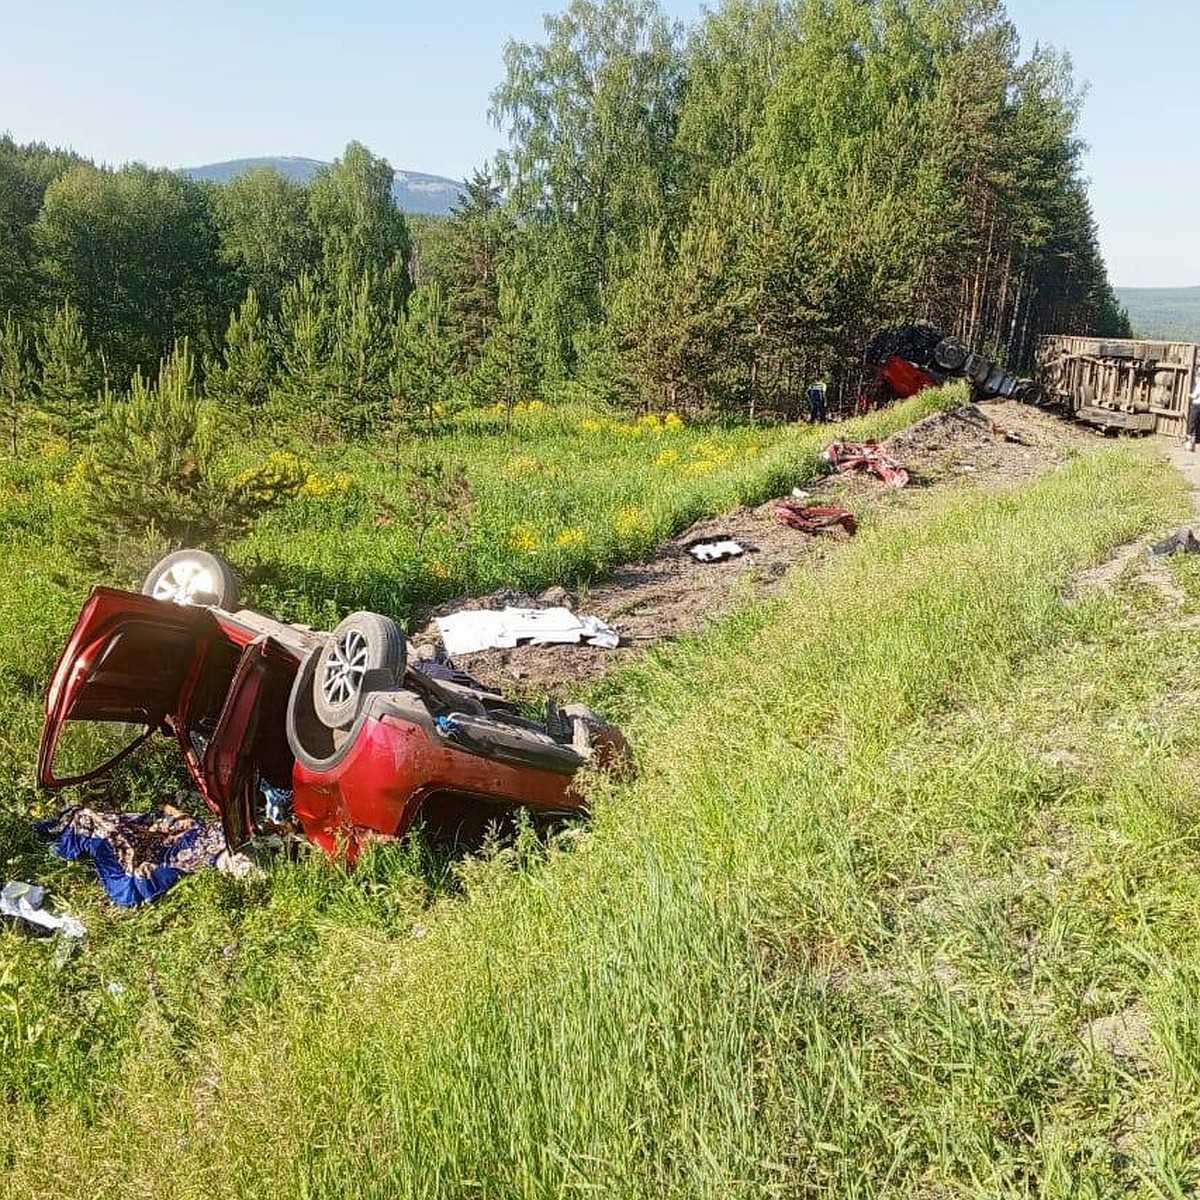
4 398 1200 1196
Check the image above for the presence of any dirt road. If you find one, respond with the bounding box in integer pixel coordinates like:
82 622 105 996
413 400 1166 698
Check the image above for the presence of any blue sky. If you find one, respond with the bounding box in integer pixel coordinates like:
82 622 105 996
0 0 1195 287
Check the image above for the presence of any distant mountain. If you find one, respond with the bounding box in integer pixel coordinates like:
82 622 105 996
1115 286 1200 342
182 156 466 216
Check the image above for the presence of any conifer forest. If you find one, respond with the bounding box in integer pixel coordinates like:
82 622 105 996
0 0 1125 461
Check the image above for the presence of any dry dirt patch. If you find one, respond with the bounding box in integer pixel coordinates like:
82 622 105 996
412 400 1104 697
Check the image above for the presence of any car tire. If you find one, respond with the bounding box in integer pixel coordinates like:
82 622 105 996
312 611 405 729
141 549 240 608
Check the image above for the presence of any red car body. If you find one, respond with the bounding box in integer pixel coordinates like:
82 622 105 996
876 354 940 400
38 586 621 858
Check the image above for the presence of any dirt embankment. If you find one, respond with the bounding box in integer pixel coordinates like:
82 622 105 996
412 401 1105 697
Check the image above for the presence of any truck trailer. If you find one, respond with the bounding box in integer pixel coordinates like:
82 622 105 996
1034 335 1199 437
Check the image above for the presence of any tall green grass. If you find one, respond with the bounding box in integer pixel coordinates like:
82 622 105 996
227 391 957 625
6 438 1199 1197
0 390 956 812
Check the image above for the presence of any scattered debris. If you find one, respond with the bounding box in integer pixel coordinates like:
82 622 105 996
822 440 910 488
37 804 228 906
990 421 1031 446
435 606 620 655
1150 526 1200 556
214 848 266 882
684 536 747 563
770 500 858 536
409 402 1099 697
0 880 86 939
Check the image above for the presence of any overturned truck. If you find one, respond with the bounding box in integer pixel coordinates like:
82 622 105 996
863 324 1042 406
1033 335 1200 437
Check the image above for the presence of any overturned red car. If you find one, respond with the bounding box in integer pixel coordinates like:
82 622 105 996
37 550 629 858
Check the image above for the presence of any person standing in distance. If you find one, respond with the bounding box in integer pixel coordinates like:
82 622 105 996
1187 371 1200 451
807 378 828 424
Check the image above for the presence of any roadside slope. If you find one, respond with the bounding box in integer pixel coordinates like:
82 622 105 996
5 437 1196 1198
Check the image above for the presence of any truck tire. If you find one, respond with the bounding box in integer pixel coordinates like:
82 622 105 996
933 338 968 372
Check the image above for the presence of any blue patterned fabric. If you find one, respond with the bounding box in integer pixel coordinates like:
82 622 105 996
37 805 226 906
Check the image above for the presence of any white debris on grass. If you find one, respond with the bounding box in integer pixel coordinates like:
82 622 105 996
436 607 620 656
1 880 87 939
687 539 745 563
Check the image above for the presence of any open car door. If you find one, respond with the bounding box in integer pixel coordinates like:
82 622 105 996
38 586 215 787
200 634 297 848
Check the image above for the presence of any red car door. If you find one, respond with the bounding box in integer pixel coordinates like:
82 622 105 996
37 586 216 787
200 634 297 847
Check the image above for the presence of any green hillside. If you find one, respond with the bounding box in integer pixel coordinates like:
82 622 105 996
7 412 1200 1197
1116 286 1200 341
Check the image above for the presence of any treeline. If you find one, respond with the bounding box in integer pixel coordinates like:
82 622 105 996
0 0 1127 451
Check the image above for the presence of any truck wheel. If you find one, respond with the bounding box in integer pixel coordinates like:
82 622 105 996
313 611 405 729
933 338 968 372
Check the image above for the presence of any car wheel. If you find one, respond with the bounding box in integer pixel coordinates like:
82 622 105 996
141 549 240 608
313 611 405 729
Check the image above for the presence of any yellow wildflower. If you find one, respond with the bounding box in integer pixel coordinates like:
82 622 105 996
298 470 355 497
508 523 541 553
655 447 680 469
64 459 89 492
615 506 649 539
555 527 586 549
506 454 541 476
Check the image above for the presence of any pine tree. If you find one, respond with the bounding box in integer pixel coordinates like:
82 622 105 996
206 288 274 428
472 279 540 423
420 170 514 372
36 301 98 447
272 272 334 436
329 275 393 435
79 340 220 562
390 284 455 435
78 338 303 571
0 312 33 455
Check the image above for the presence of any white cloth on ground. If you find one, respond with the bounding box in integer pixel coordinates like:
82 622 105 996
435 607 619 656
1 880 87 939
